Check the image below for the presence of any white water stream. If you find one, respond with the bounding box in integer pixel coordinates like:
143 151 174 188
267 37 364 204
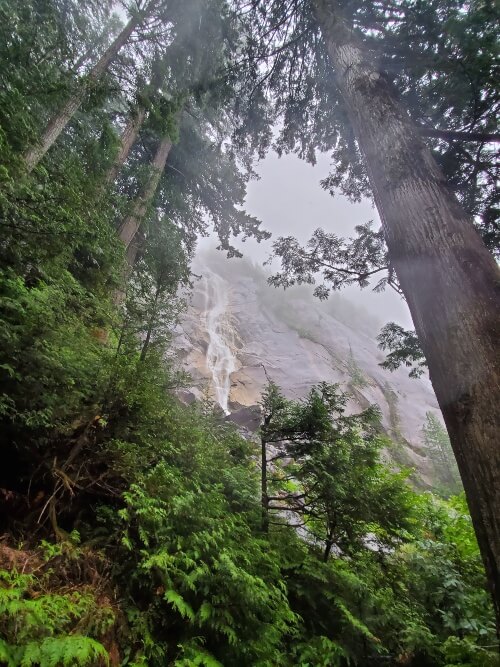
202 270 237 414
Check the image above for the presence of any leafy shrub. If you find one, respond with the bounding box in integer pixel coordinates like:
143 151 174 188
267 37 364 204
0 568 114 667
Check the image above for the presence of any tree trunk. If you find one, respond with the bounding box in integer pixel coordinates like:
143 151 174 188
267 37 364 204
125 234 141 268
140 283 161 362
323 538 333 563
23 15 140 171
261 436 269 532
104 106 147 185
313 0 500 623
117 135 173 248
111 236 142 307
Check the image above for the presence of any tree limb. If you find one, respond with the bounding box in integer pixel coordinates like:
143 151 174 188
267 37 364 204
419 127 500 143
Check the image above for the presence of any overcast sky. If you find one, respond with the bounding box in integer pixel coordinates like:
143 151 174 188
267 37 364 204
214 150 414 328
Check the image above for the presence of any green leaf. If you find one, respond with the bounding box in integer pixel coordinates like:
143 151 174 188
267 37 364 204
164 590 195 621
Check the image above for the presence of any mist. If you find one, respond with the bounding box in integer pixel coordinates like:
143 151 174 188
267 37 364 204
199 150 413 329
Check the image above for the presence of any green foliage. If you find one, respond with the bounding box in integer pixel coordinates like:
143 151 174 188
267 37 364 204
1 333 497 667
346 345 369 388
261 381 412 558
0 271 111 428
390 494 499 665
0 569 112 667
120 217 191 363
422 412 462 495
268 222 396 298
377 323 427 379
0 1 498 665
258 381 497 664
113 459 297 666
237 0 499 251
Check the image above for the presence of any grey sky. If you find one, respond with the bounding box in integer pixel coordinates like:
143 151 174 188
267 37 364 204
217 150 413 328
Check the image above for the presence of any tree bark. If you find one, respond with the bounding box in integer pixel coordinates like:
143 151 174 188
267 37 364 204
125 234 141 268
323 538 333 563
104 106 147 185
23 15 140 171
261 435 269 533
117 135 173 248
313 0 500 623
111 236 143 307
140 283 161 362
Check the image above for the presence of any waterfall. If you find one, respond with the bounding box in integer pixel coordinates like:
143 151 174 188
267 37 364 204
203 270 237 414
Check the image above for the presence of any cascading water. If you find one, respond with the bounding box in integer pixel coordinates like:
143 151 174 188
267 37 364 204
203 270 237 414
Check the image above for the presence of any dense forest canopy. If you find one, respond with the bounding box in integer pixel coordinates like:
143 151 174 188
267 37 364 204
0 0 499 665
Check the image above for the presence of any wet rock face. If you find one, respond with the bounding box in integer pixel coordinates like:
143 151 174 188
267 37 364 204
174 256 442 485
226 404 262 432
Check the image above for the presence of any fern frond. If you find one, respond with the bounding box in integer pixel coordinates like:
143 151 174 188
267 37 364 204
20 636 109 667
164 590 195 621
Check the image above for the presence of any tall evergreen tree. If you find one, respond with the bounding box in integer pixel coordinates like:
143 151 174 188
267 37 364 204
22 8 141 170
103 105 148 186
117 124 178 249
260 381 411 561
240 0 500 618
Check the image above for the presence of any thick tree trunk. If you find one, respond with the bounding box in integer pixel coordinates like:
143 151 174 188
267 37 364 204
23 16 139 171
117 135 173 248
125 235 141 268
313 0 500 622
111 236 143 307
104 106 147 185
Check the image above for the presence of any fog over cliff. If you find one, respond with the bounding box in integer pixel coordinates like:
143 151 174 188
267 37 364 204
176 254 442 487
175 150 446 484
200 150 413 328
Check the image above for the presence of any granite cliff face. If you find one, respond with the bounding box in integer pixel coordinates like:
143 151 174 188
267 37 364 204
175 253 442 486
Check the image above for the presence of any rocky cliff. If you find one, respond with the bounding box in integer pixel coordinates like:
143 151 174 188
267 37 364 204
174 253 443 486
